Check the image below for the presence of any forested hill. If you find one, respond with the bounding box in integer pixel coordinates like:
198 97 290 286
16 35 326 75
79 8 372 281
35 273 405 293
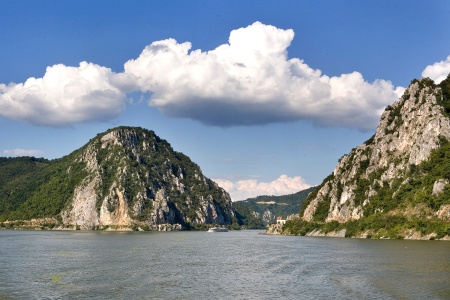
0 155 84 221
233 186 316 227
0 126 235 230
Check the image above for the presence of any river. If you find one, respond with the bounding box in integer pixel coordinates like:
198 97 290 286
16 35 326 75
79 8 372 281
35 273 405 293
0 230 449 299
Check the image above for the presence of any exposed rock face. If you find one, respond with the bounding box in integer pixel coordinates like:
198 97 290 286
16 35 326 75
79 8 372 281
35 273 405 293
302 78 450 223
61 126 234 230
432 179 448 196
266 223 282 235
61 178 100 229
262 210 275 224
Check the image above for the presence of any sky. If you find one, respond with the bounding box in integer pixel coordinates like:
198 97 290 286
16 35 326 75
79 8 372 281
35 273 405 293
1 1 450 201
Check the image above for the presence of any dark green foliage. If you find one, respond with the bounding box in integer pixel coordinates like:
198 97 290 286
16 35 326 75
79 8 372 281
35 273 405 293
0 126 235 227
95 143 122 199
363 183 395 217
312 195 331 222
11 160 87 219
283 214 449 240
363 134 375 146
299 173 334 217
410 77 436 97
437 73 450 117
384 102 403 135
235 186 316 226
353 178 370 207
342 214 449 239
322 220 340 233
281 218 320 236
364 136 450 213
232 202 265 229
0 157 50 218
0 154 87 221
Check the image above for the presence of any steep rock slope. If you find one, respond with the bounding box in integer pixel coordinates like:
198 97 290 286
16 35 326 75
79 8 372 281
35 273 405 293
286 76 450 239
65 127 235 229
1 127 234 230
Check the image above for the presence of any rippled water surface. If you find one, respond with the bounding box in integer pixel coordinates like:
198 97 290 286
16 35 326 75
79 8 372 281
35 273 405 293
0 230 449 299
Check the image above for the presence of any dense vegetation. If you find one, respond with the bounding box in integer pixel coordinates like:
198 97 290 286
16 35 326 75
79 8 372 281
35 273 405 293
232 202 266 229
437 74 450 117
298 173 333 218
234 186 316 228
282 214 450 240
0 126 236 229
0 153 87 222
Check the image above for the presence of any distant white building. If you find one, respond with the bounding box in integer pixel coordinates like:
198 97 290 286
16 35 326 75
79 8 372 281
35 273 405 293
276 216 286 225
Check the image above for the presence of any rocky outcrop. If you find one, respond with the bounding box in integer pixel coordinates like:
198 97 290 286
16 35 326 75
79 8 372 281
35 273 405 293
301 77 450 226
266 223 282 235
60 126 234 230
262 210 275 224
61 177 100 229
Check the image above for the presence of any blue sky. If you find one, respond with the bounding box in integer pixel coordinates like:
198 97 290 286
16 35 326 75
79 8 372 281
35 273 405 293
1 1 449 200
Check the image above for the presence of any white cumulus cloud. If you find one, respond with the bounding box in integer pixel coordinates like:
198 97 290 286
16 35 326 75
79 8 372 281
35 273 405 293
2 148 44 157
1 22 447 129
421 55 450 84
0 62 132 127
124 21 400 130
213 174 312 201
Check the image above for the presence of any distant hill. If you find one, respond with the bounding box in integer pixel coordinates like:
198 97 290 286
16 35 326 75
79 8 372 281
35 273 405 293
233 187 316 228
280 75 450 240
0 126 235 230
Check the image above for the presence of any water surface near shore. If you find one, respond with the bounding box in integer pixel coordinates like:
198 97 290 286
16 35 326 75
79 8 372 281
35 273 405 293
0 230 449 299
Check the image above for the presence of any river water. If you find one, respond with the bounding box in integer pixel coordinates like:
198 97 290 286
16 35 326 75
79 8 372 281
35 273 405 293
0 230 449 300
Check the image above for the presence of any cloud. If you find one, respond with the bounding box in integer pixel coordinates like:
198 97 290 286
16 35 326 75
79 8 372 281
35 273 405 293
213 174 312 201
0 62 133 127
2 148 44 157
124 22 400 130
421 55 450 84
1 22 447 129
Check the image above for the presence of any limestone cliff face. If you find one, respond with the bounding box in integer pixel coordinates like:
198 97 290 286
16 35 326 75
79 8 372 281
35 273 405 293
61 126 234 230
302 77 450 223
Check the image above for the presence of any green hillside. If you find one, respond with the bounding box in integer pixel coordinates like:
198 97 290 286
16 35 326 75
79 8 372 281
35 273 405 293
234 186 316 228
0 154 87 222
0 126 235 229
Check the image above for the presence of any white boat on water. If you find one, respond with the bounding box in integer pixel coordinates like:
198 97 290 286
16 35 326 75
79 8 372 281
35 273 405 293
207 227 229 232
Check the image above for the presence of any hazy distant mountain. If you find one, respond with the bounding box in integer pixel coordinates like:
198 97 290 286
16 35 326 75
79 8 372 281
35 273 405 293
0 127 235 230
233 187 316 228
280 75 450 240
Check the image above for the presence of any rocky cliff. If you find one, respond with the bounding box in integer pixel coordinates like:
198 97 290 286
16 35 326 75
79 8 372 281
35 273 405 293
281 75 450 239
1 127 235 230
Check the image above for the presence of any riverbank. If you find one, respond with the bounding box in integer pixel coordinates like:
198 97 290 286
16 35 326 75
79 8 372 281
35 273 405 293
266 223 450 240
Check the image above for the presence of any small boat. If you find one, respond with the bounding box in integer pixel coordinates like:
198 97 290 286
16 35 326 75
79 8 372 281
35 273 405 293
207 227 229 232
